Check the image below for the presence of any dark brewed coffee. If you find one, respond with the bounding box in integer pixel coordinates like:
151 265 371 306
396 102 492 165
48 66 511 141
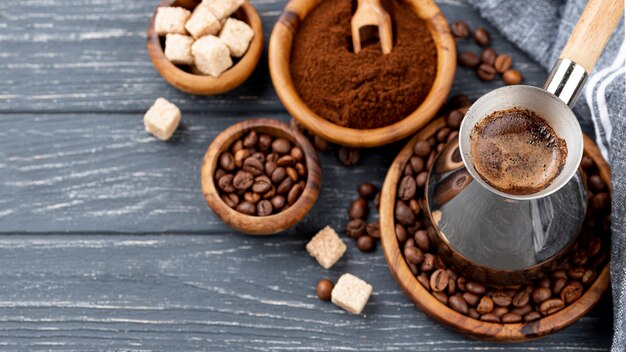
470 108 567 195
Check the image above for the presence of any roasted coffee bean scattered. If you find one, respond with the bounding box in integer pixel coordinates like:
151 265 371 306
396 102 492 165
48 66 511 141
316 278 334 301
392 97 610 324
338 146 361 166
494 53 512 73
477 63 496 81
473 27 490 46
458 52 480 68
503 69 523 85
480 48 497 65
451 21 470 38
215 131 307 216
357 235 376 252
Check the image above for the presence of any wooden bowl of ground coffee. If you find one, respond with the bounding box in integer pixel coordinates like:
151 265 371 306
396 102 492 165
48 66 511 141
269 0 455 147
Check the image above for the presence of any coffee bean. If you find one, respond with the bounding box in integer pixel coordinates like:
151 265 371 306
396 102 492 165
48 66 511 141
477 63 496 81
251 175 272 194
503 69 523 85
524 311 542 322
447 110 464 129
395 200 415 225
413 141 431 157
346 219 366 238
270 195 285 210
560 281 583 304
414 230 430 251
587 237 602 257
538 277 551 288
218 174 236 193
494 54 512 73
286 167 298 181
215 168 226 181
480 313 500 322
511 291 530 308
480 48 497 65
539 298 565 315
462 292 479 306
421 253 435 272
466 282 486 295
511 304 532 316
430 269 449 292
277 177 294 195
449 94 472 108
313 135 329 151
436 127 451 143
236 201 256 215
451 20 469 38
271 167 287 184
263 185 276 199
457 277 468 292
408 158 425 175
231 140 244 154
244 192 260 204
567 267 585 280
501 312 522 323
277 155 296 167
493 306 509 318
476 296 494 314
398 176 417 200
573 249 589 266
366 222 380 239
448 277 457 295
404 164 414 176
257 134 272 151
272 138 291 154
581 155 595 172
427 137 436 146
233 170 254 190
264 161 278 176
415 171 429 188
353 183 376 201
589 175 606 192
404 246 424 265
243 157 264 176
409 199 421 215
234 149 251 168
221 193 239 208
591 192 610 212
473 27 490 46
220 152 236 171
436 144 445 153
458 51 480 68
355 235 375 252
295 163 307 177
433 291 448 305
338 146 360 166
417 273 430 290
290 147 304 161
449 294 469 314
242 130 258 148
532 287 551 304
552 269 568 280
582 268 596 285
266 152 279 163
550 278 567 296
316 279 334 301
288 182 304 205
348 198 368 219
256 200 273 216
395 224 407 243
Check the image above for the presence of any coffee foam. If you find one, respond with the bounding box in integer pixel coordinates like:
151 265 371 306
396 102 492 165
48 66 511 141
470 108 567 195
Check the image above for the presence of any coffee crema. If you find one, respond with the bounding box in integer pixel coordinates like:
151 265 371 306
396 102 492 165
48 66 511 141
469 108 567 195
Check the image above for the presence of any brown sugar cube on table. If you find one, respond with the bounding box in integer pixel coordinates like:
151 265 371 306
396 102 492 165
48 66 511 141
306 226 346 269
164 34 194 65
143 98 181 141
154 7 191 35
331 273 373 314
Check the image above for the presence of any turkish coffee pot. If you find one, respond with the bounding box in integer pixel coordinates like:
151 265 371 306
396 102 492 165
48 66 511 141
424 0 623 284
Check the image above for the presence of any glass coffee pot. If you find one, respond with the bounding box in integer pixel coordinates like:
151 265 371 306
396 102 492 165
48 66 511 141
424 0 621 284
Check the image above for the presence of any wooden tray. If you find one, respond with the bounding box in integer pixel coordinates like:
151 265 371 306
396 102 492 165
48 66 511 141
379 117 611 342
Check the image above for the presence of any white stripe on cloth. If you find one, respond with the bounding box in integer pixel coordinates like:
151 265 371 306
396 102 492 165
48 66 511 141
584 40 626 159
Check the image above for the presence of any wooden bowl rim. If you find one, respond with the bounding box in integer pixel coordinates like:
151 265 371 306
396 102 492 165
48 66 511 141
201 118 321 235
379 117 611 341
147 0 264 95
268 0 456 148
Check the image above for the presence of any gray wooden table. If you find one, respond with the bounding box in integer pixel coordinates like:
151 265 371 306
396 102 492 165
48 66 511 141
0 0 613 350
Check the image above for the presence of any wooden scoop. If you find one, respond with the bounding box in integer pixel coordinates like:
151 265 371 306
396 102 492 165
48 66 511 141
351 0 393 54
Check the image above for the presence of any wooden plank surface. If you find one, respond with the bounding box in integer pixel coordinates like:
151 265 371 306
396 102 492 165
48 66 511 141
0 0 613 350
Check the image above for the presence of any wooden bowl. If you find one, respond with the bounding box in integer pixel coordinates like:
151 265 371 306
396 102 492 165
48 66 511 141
268 0 456 148
201 118 321 235
379 117 611 341
147 0 264 95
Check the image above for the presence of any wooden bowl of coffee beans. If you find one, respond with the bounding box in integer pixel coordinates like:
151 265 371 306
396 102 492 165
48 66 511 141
269 0 456 147
201 118 321 235
378 113 611 341
147 0 264 95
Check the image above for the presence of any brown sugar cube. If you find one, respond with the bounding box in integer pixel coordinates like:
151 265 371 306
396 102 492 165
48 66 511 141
144 98 181 141
203 0 245 20
185 4 221 39
154 7 191 35
219 18 254 57
191 35 232 77
165 34 194 65
331 273 373 314
305 226 346 269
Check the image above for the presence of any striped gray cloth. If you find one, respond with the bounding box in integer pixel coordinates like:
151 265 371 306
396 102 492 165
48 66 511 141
465 0 625 349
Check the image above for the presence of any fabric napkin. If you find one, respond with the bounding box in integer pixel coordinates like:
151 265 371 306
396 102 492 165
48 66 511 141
464 0 625 349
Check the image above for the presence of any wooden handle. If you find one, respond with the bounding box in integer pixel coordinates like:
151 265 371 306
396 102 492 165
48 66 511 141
560 0 624 73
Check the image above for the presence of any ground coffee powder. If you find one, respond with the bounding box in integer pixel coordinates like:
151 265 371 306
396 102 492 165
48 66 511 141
290 0 437 130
